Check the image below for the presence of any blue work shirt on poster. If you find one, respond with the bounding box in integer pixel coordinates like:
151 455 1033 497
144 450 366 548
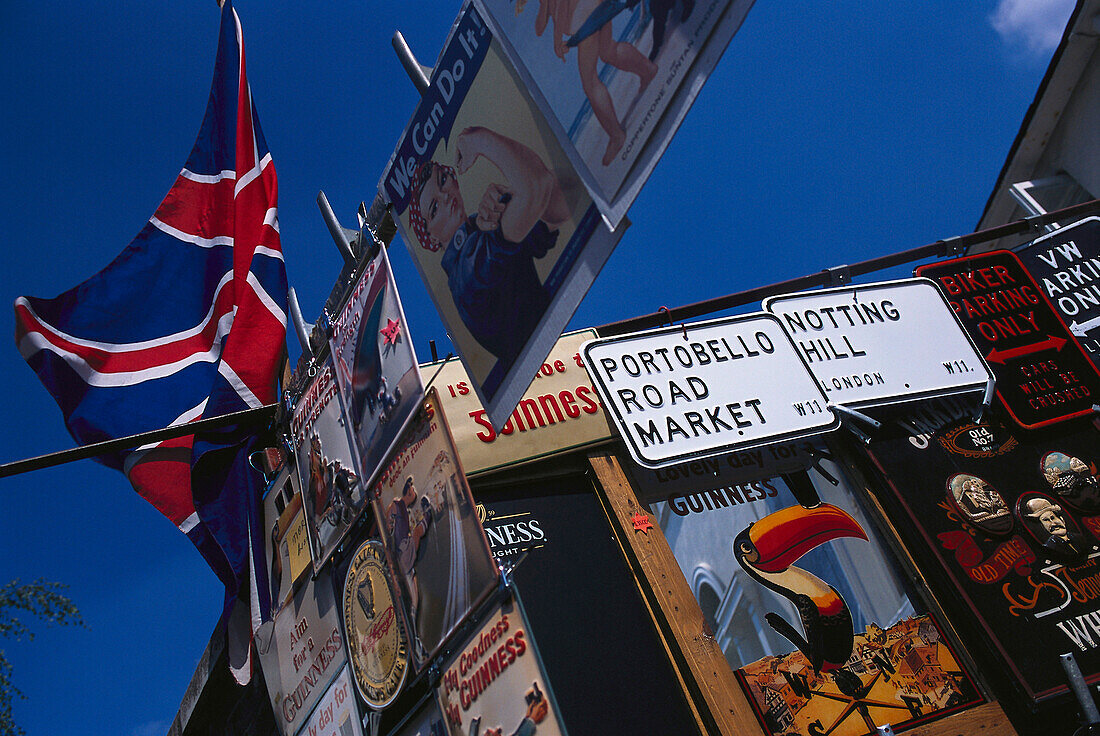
441 216 558 378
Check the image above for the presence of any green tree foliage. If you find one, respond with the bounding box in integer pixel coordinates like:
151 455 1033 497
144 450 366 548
0 580 84 736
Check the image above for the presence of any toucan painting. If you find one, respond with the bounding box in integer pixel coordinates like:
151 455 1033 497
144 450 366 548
734 503 868 677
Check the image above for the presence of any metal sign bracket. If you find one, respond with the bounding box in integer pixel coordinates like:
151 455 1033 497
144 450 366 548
829 403 881 444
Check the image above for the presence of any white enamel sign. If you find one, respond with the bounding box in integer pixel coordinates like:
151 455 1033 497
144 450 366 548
582 313 837 469
764 278 992 408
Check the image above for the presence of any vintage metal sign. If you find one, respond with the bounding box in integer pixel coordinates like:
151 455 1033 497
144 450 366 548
430 329 612 476
583 313 838 468
290 357 367 571
342 539 409 710
1014 217 1100 369
380 2 623 432
257 569 348 735
436 595 565 736
297 665 364 736
329 241 424 488
475 0 756 226
372 389 500 671
262 464 310 615
764 278 992 408
626 438 819 504
916 250 1100 429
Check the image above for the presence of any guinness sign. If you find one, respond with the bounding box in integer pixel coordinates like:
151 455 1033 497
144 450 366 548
342 540 409 709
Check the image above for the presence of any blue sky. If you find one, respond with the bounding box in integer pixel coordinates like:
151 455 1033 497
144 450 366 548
0 0 1074 734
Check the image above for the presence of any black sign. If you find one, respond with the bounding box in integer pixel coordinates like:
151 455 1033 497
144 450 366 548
474 476 699 734
916 250 1100 428
1015 217 1100 371
859 398 1100 705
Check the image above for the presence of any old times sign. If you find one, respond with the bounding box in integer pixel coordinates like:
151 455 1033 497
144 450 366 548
916 250 1100 429
764 278 991 408
583 313 837 468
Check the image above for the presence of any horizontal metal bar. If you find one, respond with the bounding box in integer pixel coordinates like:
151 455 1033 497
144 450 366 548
0 404 277 479
598 199 1100 337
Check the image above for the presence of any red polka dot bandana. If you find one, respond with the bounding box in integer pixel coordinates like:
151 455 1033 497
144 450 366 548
408 162 455 252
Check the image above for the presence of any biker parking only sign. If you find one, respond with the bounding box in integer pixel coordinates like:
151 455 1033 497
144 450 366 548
582 313 838 469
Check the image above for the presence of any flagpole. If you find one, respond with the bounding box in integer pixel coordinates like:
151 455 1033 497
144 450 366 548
0 404 277 479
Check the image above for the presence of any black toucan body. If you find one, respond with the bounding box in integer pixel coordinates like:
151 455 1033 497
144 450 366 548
734 503 867 674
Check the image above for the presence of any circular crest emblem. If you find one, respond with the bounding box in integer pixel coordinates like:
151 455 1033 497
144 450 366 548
343 539 408 709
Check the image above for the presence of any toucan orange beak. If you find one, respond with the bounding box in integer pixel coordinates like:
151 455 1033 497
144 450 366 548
749 504 867 573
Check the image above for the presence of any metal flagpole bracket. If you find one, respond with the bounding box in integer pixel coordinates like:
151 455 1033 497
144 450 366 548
288 287 313 360
392 31 432 96
829 403 881 444
359 193 398 250
823 265 851 287
802 446 840 486
1060 651 1100 726
317 191 359 266
1024 212 1050 233
975 377 997 423
423 353 455 394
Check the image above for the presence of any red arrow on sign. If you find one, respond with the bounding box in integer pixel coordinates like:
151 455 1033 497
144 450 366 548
986 335 1067 364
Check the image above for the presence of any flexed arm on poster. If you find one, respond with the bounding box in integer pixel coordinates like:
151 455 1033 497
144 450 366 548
455 126 568 243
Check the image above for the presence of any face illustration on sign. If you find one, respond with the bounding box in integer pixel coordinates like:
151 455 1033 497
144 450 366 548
1042 450 1100 514
947 473 1014 536
382 5 624 431
1015 492 1091 566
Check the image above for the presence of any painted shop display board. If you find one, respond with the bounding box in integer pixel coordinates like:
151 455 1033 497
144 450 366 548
652 450 984 735
381 2 624 431
475 0 756 226
291 357 368 572
915 250 1100 429
436 594 566 736
764 278 992 409
429 329 611 477
859 395 1100 705
329 241 425 488
371 389 500 672
583 312 838 468
1014 216 1100 369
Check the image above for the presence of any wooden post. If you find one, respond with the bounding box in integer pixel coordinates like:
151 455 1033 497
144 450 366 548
589 451 759 734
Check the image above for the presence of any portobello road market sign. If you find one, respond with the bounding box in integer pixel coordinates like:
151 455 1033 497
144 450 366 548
582 313 838 469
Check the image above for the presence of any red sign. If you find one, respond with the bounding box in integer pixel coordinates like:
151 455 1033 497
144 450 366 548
916 250 1100 428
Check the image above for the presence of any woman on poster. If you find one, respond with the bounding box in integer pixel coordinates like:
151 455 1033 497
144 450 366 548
409 126 569 377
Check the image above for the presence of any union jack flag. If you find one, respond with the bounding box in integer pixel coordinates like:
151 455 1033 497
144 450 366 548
14 0 286 683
